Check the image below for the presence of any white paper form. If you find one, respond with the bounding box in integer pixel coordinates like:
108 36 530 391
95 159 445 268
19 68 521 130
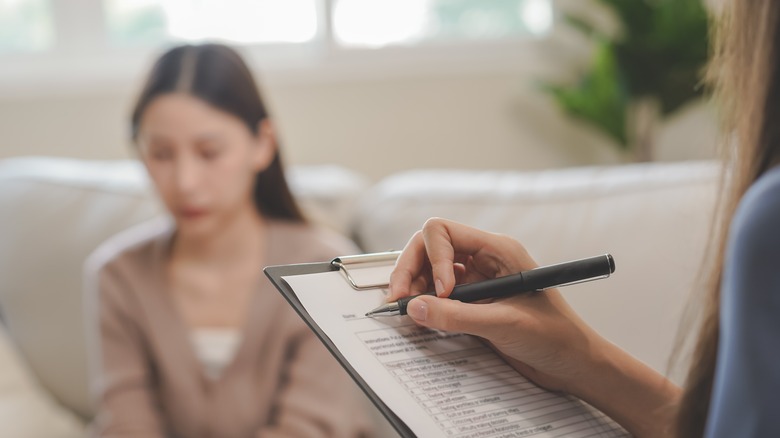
283 269 629 438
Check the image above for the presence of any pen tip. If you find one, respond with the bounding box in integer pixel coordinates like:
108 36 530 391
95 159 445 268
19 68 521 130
365 302 399 317
365 303 389 317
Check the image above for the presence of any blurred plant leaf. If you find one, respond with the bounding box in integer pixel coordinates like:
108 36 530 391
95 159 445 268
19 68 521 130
542 0 709 152
544 40 629 148
563 14 604 39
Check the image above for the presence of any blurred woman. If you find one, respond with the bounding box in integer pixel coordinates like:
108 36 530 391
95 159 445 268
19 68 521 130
85 43 371 437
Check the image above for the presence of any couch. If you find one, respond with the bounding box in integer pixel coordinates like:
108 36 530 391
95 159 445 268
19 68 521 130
0 156 718 436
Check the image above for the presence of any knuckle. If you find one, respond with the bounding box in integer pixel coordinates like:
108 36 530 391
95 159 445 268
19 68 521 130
423 216 443 227
405 230 425 249
422 217 448 232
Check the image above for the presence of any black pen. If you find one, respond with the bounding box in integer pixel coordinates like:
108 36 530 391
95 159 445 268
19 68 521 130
365 254 615 317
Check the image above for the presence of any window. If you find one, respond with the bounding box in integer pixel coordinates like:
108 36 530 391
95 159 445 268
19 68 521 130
0 0 554 92
333 0 552 48
103 0 319 45
102 0 552 49
0 0 54 52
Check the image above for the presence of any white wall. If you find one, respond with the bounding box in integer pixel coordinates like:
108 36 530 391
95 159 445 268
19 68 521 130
264 71 717 179
0 66 718 182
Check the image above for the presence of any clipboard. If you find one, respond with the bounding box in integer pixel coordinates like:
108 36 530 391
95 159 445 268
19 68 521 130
264 251 414 438
265 251 627 438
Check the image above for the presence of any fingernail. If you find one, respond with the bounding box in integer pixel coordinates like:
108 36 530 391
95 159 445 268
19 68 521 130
435 279 444 296
407 299 428 322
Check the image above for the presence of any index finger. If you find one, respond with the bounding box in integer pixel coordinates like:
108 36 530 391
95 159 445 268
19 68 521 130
388 229 432 300
389 218 481 301
423 218 511 297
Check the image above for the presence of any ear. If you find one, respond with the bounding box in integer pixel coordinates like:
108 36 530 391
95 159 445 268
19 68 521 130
251 119 278 173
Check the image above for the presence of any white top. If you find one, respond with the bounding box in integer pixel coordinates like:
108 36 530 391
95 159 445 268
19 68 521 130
190 328 243 380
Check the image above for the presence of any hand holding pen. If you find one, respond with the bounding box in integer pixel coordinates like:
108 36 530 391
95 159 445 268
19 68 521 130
369 254 614 317
385 218 620 395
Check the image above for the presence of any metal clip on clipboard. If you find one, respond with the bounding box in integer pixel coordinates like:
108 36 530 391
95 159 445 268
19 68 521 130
331 250 401 290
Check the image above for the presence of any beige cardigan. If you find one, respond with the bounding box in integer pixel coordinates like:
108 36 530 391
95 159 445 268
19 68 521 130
85 218 374 438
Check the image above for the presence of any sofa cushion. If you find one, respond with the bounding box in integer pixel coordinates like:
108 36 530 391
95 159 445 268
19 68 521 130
0 156 369 419
0 322 84 437
353 161 719 381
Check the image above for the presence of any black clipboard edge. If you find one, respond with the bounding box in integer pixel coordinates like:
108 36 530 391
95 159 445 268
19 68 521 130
264 262 414 438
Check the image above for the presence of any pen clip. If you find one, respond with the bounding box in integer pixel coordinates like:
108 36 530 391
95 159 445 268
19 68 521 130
541 273 611 290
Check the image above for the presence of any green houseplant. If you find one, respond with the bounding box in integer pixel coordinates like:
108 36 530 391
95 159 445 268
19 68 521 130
544 0 710 161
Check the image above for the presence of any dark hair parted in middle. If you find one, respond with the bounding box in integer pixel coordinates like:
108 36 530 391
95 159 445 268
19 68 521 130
131 43 305 222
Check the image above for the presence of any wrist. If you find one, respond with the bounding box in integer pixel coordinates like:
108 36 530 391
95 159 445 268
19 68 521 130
568 335 681 437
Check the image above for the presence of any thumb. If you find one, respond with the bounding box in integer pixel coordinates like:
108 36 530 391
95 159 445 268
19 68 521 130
406 295 494 338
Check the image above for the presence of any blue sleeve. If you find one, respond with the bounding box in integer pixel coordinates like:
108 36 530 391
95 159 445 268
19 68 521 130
705 166 780 437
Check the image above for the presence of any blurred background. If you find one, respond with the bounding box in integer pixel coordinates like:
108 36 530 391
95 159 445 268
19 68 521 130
0 3 725 434
0 0 718 180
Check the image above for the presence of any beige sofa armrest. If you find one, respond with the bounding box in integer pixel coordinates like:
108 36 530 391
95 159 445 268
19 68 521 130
0 323 84 437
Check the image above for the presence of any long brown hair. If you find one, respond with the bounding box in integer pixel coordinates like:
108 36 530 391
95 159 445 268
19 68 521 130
131 43 306 222
677 1 780 436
